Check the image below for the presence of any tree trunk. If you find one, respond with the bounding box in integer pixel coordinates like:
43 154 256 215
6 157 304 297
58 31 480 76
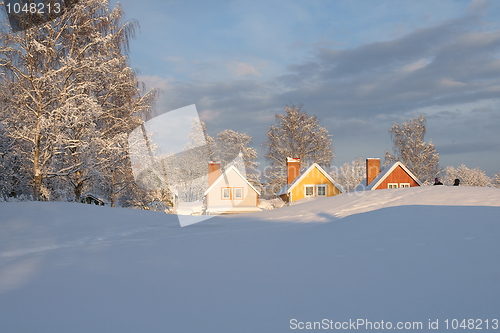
33 129 42 200
74 182 83 203
110 170 115 207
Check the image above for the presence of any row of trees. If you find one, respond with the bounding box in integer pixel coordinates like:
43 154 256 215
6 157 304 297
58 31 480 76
0 0 157 205
442 165 498 187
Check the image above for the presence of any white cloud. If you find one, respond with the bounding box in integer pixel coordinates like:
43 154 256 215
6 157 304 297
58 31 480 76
399 59 431 73
440 78 467 88
227 62 261 77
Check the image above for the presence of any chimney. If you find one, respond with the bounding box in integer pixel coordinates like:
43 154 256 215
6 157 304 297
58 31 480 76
287 157 301 185
208 161 221 187
366 158 380 186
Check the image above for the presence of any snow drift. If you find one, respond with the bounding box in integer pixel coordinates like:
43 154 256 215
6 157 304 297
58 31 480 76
1 186 499 332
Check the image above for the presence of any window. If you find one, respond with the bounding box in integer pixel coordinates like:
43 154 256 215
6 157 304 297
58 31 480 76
305 185 314 196
317 185 327 196
388 183 398 189
400 183 410 188
234 187 243 199
222 187 231 199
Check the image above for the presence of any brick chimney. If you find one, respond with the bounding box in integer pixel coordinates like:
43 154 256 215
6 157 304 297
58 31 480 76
208 161 221 187
366 158 380 186
287 157 301 185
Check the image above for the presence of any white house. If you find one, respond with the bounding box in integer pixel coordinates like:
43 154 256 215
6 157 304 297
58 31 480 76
203 161 261 214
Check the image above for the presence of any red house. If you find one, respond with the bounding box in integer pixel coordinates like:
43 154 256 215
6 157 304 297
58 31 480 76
365 158 422 190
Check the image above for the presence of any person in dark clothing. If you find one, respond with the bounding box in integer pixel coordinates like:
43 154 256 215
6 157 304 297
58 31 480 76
434 178 443 185
453 179 460 186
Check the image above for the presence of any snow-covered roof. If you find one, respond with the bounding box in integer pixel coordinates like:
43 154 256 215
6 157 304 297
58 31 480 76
354 178 367 192
366 161 422 190
277 163 344 196
81 193 108 204
203 165 260 196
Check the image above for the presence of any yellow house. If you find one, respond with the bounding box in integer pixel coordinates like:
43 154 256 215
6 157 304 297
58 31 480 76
278 158 343 203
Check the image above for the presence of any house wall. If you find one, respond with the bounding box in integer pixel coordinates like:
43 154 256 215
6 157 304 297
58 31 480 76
374 165 420 190
206 169 258 208
289 166 341 202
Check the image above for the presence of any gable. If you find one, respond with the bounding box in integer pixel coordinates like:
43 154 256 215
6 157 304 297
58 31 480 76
368 162 422 190
295 166 332 187
203 166 260 196
374 165 419 189
287 163 343 193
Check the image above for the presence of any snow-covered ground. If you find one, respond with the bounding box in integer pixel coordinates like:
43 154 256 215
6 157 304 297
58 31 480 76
176 201 204 215
1 186 500 332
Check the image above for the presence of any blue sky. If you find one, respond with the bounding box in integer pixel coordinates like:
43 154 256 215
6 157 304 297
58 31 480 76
110 0 500 175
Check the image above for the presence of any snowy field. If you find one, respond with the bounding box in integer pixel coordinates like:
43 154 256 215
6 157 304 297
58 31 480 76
1 186 500 332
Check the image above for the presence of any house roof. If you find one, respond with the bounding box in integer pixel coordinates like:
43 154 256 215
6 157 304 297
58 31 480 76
277 163 344 196
366 161 423 190
203 165 260 196
81 192 108 204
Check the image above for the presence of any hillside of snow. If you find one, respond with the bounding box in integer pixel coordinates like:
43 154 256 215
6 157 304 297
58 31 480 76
1 186 500 332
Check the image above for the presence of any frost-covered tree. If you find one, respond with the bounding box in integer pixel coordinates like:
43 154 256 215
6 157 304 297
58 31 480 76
384 114 439 185
494 172 500 188
332 157 365 193
0 118 28 198
127 125 174 210
0 0 156 201
169 118 211 202
263 105 334 195
443 164 492 187
213 129 259 185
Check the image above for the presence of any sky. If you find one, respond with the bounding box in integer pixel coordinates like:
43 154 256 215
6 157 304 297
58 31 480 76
109 0 500 175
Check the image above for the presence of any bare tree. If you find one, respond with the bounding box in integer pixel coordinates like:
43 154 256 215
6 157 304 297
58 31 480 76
263 105 334 195
384 114 439 185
